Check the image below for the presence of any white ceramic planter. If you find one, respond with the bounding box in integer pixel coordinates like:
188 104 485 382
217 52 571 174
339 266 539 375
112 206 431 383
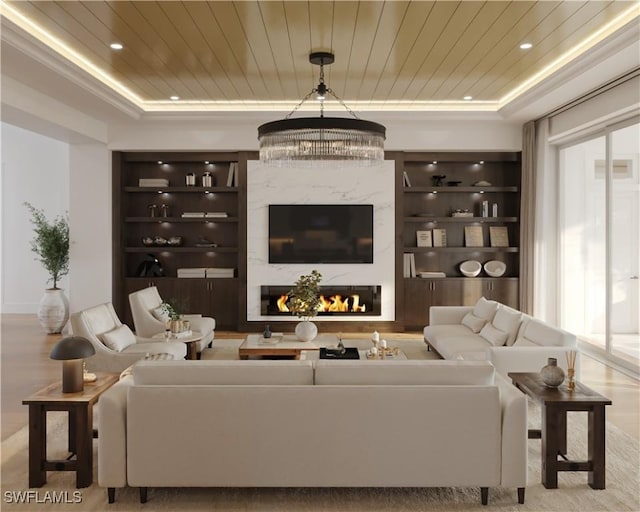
37 288 69 334
295 320 318 342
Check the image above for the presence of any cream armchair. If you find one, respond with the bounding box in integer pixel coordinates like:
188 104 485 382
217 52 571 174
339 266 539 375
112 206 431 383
128 286 214 353
70 303 186 373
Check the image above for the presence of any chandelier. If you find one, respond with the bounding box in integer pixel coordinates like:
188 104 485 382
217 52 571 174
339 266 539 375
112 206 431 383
258 52 386 166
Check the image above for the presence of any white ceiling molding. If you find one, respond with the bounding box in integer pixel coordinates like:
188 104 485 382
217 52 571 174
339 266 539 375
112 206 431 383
2 75 108 143
499 18 640 122
0 16 142 120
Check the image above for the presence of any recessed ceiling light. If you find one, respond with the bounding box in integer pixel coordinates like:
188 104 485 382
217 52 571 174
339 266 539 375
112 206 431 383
432 161 438 165
463 96 473 101
204 161 210 165
110 43 123 50
157 160 164 165
170 95 180 101
519 43 533 50
479 161 485 164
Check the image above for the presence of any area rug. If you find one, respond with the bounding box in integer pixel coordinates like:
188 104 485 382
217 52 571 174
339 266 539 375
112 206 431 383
2 342 638 511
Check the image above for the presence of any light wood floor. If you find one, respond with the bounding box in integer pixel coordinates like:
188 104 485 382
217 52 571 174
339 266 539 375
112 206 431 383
2 315 638 441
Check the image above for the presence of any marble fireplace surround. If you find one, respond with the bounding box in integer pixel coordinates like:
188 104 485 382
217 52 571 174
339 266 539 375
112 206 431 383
247 161 395 322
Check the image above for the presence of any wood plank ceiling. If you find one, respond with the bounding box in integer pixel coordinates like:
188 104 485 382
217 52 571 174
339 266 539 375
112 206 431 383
3 1 637 108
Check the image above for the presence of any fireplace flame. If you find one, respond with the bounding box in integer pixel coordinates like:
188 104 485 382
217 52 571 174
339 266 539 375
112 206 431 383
276 295 289 312
277 293 366 313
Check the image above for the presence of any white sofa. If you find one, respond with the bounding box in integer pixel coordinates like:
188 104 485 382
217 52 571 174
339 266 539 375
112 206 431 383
70 303 186 373
424 298 580 377
99 359 527 506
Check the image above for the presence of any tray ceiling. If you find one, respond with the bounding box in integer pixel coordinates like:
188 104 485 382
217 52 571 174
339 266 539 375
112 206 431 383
1 1 638 112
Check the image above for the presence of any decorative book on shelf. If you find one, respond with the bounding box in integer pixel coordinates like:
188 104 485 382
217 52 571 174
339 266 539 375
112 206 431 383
464 226 484 247
489 226 509 247
432 229 447 247
416 230 432 247
403 253 416 278
226 162 238 187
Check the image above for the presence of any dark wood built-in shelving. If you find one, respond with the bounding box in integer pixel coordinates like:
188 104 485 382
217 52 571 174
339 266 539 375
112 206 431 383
400 152 522 328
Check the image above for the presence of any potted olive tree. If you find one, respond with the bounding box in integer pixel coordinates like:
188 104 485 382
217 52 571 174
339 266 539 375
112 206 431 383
287 270 322 342
25 203 70 333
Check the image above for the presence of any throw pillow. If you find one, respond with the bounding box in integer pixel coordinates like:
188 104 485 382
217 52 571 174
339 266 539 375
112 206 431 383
99 324 136 352
512 338 539 347
151 306 169 322
473 296 499 322
461 312 486 333
491 306 522 346
479 323 508 346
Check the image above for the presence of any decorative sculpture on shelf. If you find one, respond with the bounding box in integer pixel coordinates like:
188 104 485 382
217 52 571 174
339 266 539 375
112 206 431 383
432 175 446 186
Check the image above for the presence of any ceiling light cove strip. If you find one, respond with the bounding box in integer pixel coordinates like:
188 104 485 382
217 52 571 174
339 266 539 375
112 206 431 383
141 100 499 113
0 1 144 107
499 3 640 108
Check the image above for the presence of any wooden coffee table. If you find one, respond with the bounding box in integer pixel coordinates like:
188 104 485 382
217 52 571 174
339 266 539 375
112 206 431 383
22 373 119 488
508 372 612 489
239 333 340 360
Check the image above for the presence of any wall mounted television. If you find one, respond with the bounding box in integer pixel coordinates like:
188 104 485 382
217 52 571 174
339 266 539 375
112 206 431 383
269 204 373 264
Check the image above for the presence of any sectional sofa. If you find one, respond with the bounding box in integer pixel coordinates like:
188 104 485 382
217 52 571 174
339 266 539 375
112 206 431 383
424 297 580 376
99 359 528 506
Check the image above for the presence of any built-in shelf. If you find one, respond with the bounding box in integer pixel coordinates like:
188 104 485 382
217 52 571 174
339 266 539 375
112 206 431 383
125 247 238 253
403 187 518 193
125 217 239 223
124 186 238 193
404 247 519 253
404 217 518 223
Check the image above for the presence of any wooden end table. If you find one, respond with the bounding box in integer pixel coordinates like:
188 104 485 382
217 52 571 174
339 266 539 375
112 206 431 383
22 373 119 488
152 330 203 360
508 372 612 489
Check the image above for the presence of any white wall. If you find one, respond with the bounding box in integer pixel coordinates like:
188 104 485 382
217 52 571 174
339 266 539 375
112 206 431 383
246 161 396 322
108 116 522 152
68 143 111 313
1 122 69 312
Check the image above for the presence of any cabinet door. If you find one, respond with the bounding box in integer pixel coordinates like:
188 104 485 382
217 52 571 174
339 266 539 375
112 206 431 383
209 279 238 330
486 279 519 309
403 279 431 329
431 280 464 307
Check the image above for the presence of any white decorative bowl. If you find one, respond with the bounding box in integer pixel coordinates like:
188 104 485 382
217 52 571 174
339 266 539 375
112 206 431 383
484 260 506 277
459 260 482 277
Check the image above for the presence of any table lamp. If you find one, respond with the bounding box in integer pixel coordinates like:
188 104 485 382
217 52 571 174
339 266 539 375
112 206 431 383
50 336 96 392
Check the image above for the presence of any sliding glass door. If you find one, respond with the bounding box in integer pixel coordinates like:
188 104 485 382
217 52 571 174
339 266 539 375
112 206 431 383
559 120 639 369
610 123 639 363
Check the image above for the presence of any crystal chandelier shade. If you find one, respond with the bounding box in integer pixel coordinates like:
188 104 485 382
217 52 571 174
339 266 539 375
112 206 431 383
258 52 386 166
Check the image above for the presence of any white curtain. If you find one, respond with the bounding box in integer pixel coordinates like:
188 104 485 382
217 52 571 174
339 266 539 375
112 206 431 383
532 118 558 324
520 122 536 314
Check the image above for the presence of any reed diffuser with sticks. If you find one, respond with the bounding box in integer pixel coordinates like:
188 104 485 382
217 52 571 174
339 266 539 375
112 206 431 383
566 350 577 391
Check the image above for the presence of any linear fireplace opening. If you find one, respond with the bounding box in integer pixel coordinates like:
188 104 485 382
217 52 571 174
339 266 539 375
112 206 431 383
261 285 381 316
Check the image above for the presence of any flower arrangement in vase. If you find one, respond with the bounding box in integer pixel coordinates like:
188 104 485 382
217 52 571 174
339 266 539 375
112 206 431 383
287 270 322 342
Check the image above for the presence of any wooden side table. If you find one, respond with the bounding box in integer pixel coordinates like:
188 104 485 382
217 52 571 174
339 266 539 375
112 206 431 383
151 330 203 360
508 372 612 489
22 373 119 488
